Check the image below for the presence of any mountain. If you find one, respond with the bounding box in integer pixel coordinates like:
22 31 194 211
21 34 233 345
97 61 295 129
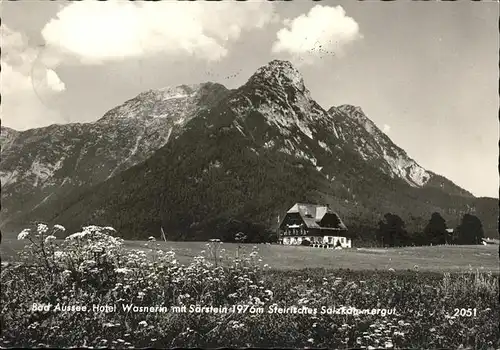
1 60 497 241
0 83 229 227
328 105 473 197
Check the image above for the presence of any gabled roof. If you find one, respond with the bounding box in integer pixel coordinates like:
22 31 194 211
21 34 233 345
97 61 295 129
286 203 347 230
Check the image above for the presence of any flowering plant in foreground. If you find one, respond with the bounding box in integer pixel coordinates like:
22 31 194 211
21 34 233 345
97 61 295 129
1 225 498 349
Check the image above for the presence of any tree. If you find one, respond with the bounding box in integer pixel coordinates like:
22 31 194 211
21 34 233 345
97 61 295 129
377 213 409 247
455 214 484 245
423 212 448 245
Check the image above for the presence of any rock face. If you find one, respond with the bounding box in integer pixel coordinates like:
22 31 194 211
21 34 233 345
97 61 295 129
1 60 495 240
0 82 229 225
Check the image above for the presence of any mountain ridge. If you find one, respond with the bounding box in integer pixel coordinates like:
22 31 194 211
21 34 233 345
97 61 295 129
0 82 230 226
1 60 496 241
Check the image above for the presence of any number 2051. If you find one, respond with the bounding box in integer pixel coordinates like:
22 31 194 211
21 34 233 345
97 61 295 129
453 308 477 317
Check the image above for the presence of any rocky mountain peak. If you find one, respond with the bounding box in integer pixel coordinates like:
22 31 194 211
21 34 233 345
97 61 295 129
247 60 306 93
139 83 220 101
96 82 227 124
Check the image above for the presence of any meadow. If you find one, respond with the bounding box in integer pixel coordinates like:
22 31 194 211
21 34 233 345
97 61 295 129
1 225 499 349
2 237 499 272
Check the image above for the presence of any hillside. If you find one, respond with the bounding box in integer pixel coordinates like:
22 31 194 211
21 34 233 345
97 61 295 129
0 83 229 226
3 60 496 241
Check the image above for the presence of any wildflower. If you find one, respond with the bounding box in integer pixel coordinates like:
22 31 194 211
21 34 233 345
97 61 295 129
115 268 132 274
138 321 148 327
17 229 30 240
44 235 56 244
66 232 87 240
53 224 66 232
37 223 49 233
307 338 314 343
252 297 262 305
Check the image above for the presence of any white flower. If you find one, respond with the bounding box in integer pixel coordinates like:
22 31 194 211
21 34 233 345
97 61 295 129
17 229 31 240
53 224 66 232
66 232 88 240
307 338 314 343
115 268 132 274
44 235 56 244
37 223 49 233
148 236 156 241
138 321 148 327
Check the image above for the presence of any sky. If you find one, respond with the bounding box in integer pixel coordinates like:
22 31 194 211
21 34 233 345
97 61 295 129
1 0 498 198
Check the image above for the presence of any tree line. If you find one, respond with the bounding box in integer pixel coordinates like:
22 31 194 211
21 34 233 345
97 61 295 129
376 212 485 247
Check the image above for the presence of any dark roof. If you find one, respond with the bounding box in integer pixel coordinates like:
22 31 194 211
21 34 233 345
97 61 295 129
285 203 347 230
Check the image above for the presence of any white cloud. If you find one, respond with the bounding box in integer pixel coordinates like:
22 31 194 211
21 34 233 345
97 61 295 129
41 1 278 64
45 69 66 92
272 5 361 65
383 124 391 133
1 25 66 130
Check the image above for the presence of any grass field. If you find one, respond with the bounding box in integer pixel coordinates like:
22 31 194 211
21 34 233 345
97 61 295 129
1 226 499 348
2 238 498 273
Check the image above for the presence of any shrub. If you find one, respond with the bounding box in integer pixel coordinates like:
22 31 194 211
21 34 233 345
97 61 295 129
1 224 498 349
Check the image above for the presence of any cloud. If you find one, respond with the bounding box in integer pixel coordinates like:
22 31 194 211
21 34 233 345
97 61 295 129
383 124 391 133
45 69 66 92
41 1 278 64
1 25 66 130
271 5 361 65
